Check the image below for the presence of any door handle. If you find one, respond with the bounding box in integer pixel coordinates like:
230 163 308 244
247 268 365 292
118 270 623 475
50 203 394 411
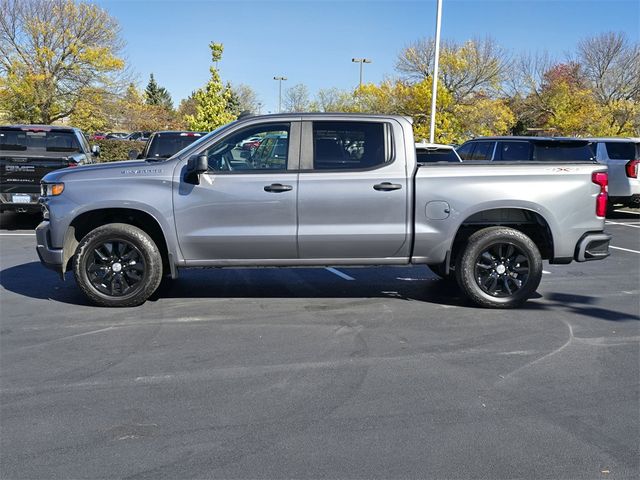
264 183 293 193
373 182 402 191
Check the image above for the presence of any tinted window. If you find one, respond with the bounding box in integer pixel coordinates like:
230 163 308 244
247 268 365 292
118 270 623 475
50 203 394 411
456 142 475 160
203 123 289 172
532 142 594 161
416 148 460 163
470 141 495 160
605 142 637 160
497 141 530 161
312 121 389 170
145 133 203 159
0 128 81 152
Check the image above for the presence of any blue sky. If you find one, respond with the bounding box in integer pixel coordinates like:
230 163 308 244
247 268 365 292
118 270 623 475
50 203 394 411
97 0 639 113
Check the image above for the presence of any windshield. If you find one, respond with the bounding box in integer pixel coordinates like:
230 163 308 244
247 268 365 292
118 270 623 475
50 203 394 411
0 128 81 152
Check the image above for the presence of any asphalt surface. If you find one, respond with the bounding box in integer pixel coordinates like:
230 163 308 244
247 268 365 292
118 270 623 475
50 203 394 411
0 210 638 479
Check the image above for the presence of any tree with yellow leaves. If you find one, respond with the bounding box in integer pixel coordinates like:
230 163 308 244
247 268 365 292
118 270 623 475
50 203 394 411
0 0 125 124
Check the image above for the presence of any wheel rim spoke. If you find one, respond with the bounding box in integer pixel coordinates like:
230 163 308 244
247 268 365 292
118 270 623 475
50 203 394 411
474 242 530 298
86 239 146 297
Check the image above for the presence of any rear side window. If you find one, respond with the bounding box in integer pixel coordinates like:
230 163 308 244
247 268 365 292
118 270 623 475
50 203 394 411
456 142 474 160
532 142 594 161
0 129 81 152
605 142 637 160
416 148 460 163
497 141 530 161
470 141 495 161
312 121 390 170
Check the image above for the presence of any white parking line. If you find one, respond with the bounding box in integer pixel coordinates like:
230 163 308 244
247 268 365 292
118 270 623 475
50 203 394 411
614 209 640 215
325 267 355 281
0 232 35 236
606 221 640 229
542 270 551 274
610 246 640 254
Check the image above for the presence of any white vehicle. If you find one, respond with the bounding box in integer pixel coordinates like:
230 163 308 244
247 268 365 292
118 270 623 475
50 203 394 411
588 138 639 209
415 142 462 163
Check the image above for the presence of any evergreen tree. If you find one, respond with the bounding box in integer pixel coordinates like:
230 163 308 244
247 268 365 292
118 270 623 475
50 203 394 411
144 73 173 110
185 42 237 131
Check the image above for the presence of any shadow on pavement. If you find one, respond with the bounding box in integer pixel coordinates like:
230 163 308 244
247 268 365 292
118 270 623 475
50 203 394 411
607 209 640 220
1 261 637 323
0 211 42 231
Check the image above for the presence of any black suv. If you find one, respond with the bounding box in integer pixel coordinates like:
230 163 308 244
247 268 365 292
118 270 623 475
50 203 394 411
456 136 595 162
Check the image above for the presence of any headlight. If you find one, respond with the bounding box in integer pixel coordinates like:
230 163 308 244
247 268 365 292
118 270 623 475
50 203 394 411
41 183 65 196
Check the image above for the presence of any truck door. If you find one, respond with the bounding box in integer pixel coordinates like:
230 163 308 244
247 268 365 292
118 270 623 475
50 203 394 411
173 121 300 262
297 119 409 261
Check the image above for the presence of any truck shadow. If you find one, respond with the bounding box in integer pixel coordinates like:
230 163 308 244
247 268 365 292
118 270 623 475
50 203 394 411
1 262 637 322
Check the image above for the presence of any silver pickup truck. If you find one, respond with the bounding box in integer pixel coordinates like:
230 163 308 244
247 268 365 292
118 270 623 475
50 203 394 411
36 113 611 308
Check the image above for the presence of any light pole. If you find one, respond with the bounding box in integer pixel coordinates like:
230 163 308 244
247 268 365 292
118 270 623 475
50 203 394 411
273 76 287 113
351 58 372 89
429 0 443 143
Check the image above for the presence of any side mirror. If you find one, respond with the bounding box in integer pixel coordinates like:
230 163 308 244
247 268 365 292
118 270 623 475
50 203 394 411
185 154 208 184
91 145 100 157
128 149 139 160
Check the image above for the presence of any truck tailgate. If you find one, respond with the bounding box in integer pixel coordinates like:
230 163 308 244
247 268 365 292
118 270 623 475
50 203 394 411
0 155 71 196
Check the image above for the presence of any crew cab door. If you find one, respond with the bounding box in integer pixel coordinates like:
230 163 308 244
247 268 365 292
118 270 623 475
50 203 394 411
173 121 300 262
297 119 409 261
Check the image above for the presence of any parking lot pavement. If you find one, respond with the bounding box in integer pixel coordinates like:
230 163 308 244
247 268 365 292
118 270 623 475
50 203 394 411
0 211 638 479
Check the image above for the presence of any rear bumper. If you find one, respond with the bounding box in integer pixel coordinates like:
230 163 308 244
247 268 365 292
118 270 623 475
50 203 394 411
0 193 40 212
35 221 64 272
574 232 612 262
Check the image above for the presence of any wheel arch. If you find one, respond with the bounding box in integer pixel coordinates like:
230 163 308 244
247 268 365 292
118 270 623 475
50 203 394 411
447 207 554 271
62 208 173 277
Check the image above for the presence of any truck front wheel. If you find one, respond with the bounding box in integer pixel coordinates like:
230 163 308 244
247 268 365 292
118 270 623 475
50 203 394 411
455 227 542 308
73 223 163 307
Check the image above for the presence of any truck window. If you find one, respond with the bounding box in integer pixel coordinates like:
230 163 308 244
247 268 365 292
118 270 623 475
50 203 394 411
312 121 390 170
605 142 636 160
497 141 530 161
0 128 81 152
202 123 290 172
416 148 460 163
469 141 495 161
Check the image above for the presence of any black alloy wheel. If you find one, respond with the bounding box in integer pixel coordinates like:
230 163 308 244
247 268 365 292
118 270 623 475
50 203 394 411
474 242 530 297
86 239 146 297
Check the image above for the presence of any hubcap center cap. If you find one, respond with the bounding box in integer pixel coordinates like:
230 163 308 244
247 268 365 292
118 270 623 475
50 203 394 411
112 262 122 272
496 264 506 274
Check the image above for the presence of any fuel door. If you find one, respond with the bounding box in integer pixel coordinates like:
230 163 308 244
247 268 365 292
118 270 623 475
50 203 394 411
425 201 451 220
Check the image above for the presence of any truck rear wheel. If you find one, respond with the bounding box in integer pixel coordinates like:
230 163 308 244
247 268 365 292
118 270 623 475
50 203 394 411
73 223 163 307
455 227 542 308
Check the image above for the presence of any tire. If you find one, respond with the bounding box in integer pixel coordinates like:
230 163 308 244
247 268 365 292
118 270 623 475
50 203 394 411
455 227 542 308
73 223 163 307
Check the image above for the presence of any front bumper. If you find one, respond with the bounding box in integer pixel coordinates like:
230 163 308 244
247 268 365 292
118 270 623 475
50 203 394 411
35 221 64 273
574 232 612 262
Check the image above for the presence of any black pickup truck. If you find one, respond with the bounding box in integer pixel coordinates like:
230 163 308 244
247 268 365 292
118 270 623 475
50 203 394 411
0 125 98 213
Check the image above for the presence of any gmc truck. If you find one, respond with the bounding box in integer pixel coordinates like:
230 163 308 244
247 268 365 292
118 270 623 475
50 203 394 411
36 114 611 308
1 125 98 213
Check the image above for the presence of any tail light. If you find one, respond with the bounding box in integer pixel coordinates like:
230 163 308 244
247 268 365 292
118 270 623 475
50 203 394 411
625 159 638 178
592 171 608 217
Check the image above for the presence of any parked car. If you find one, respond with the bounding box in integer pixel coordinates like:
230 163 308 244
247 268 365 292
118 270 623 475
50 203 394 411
239 136 263 150
125 131 152 142
105 132 129 140
37 113 610 308
415 142 462 163
456 136 595 162
129 131 205 160
587 137 639 209
89 132 107 141
1 125 99 213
